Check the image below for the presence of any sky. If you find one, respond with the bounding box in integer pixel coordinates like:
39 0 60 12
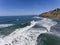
0 0 60 16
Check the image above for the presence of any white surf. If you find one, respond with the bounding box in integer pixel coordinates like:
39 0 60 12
0 18 57 45
37 18 57 32
0 24 14 28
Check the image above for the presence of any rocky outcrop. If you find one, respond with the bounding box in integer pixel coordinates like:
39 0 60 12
39 8 60 18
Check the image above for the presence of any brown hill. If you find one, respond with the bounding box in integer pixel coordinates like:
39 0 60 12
39 8 60 18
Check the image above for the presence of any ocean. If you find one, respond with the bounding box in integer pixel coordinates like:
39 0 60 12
0 15 60 45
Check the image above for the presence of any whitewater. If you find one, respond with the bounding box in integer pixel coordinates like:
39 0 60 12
0 24 14 28
0 18 57 45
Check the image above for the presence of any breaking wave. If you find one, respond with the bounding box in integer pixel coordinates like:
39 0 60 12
0 18 57 45
0 24 14 28
37 18 57 32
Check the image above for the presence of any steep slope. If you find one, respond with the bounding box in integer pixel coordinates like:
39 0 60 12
39 8 60 18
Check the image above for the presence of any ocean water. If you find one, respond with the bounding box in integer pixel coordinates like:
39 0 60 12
0 15 60 45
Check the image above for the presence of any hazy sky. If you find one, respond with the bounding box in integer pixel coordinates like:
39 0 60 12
0 0 60 16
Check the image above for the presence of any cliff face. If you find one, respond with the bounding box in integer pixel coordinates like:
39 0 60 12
39 8 60 18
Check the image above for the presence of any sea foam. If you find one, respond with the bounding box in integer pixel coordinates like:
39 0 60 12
0 24 14 28
0 18 57 45
37 18 57 32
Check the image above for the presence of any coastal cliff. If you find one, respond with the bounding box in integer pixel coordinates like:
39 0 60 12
39 8 60 18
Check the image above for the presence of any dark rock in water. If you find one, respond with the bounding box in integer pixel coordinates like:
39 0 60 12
37 33 60 45
39 8 60 18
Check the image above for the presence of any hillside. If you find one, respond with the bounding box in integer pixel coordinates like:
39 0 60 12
39 8 60 18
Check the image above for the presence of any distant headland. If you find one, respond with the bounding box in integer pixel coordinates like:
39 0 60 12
39 8 60 18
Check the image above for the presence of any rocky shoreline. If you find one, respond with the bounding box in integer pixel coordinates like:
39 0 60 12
39 8 60 19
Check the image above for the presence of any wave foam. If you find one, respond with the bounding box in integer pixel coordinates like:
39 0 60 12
33 16 40 19
0 24 14 28
37 18 57 32
0 18 57 45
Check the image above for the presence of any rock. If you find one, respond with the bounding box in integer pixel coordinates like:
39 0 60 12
39 8 60 18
